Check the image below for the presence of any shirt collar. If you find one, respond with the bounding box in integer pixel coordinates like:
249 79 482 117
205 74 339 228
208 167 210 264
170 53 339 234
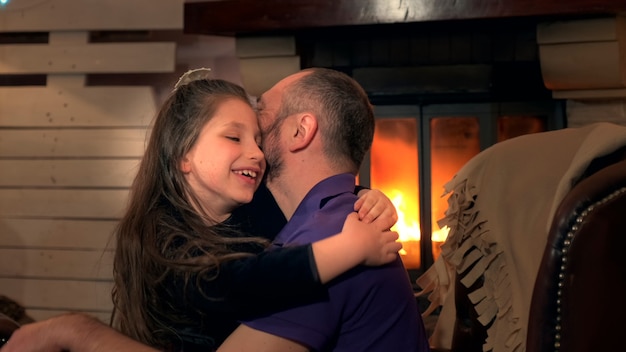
298 173 356 213
273 173 356 246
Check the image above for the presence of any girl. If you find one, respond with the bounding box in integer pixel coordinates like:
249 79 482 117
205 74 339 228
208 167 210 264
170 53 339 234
111 71 400 351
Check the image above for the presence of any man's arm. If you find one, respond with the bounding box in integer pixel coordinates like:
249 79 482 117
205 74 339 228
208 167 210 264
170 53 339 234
1 313 158 352
218 324 309 352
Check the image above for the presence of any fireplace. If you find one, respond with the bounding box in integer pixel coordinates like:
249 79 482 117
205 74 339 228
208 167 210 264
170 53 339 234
358 100 564 280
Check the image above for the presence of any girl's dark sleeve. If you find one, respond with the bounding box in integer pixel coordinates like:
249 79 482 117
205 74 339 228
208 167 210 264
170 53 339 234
354 185 368 194
180 182 378 318
181 183 325 319
183 244 327 319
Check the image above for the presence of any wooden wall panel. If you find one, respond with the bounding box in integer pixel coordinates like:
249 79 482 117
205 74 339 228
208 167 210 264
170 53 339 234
0 278 114 312
0 219 117 249
0 160 139 187
0 43 176 74
0 0 182 322
0 86 156 127
0 0 183 32
0 129 147 157
0 249 113 280
0 190 129 219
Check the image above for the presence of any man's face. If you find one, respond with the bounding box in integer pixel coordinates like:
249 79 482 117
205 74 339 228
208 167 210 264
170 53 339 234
256 73 304 181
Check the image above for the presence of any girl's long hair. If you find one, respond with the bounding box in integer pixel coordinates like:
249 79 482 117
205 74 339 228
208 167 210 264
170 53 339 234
110 78 267 349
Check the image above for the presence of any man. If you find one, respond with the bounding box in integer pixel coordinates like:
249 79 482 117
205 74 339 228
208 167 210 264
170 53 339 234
219 68 430 352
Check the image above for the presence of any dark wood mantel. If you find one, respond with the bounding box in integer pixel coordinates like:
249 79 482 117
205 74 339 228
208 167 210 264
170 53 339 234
185 0 626 35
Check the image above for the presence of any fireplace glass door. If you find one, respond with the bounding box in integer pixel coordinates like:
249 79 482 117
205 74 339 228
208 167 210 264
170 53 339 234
360 102 563 275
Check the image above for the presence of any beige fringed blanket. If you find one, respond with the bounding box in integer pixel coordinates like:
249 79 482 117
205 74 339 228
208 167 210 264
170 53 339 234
416 122 626 352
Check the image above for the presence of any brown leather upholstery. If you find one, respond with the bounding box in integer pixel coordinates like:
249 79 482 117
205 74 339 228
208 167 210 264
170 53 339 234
527 155 626 351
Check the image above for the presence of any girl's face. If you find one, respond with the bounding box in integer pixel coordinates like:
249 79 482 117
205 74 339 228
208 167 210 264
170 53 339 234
181 98 265 222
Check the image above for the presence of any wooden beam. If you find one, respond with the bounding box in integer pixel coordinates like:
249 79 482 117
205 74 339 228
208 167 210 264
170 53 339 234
184 0 626 35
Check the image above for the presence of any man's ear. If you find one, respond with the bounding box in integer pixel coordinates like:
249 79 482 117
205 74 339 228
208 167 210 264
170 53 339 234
289 113 317 152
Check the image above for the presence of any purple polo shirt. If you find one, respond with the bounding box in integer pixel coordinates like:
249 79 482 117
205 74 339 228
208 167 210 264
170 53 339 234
242 173 430 351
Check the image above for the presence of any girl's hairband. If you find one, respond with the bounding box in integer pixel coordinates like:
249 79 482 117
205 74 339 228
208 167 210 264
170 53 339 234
173 67 212 91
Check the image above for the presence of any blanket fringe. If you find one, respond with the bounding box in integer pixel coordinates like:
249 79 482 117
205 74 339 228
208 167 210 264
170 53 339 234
416 178 524 352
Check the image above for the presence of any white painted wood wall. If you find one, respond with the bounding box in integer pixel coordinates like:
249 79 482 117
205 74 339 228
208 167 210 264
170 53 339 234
0 0 183 322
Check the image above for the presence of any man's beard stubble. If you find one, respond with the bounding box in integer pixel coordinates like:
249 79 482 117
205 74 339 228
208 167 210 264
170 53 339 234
262 123 285 184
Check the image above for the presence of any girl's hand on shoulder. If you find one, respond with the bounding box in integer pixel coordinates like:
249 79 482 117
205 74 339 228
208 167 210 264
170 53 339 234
342 212 402 266
354 189 398 230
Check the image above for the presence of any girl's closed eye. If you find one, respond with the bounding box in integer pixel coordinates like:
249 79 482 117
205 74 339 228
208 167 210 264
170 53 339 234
226 136 240 142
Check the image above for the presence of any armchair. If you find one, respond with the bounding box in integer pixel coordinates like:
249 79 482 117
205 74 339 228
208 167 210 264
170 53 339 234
527 149 626 351
417 122 626 352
